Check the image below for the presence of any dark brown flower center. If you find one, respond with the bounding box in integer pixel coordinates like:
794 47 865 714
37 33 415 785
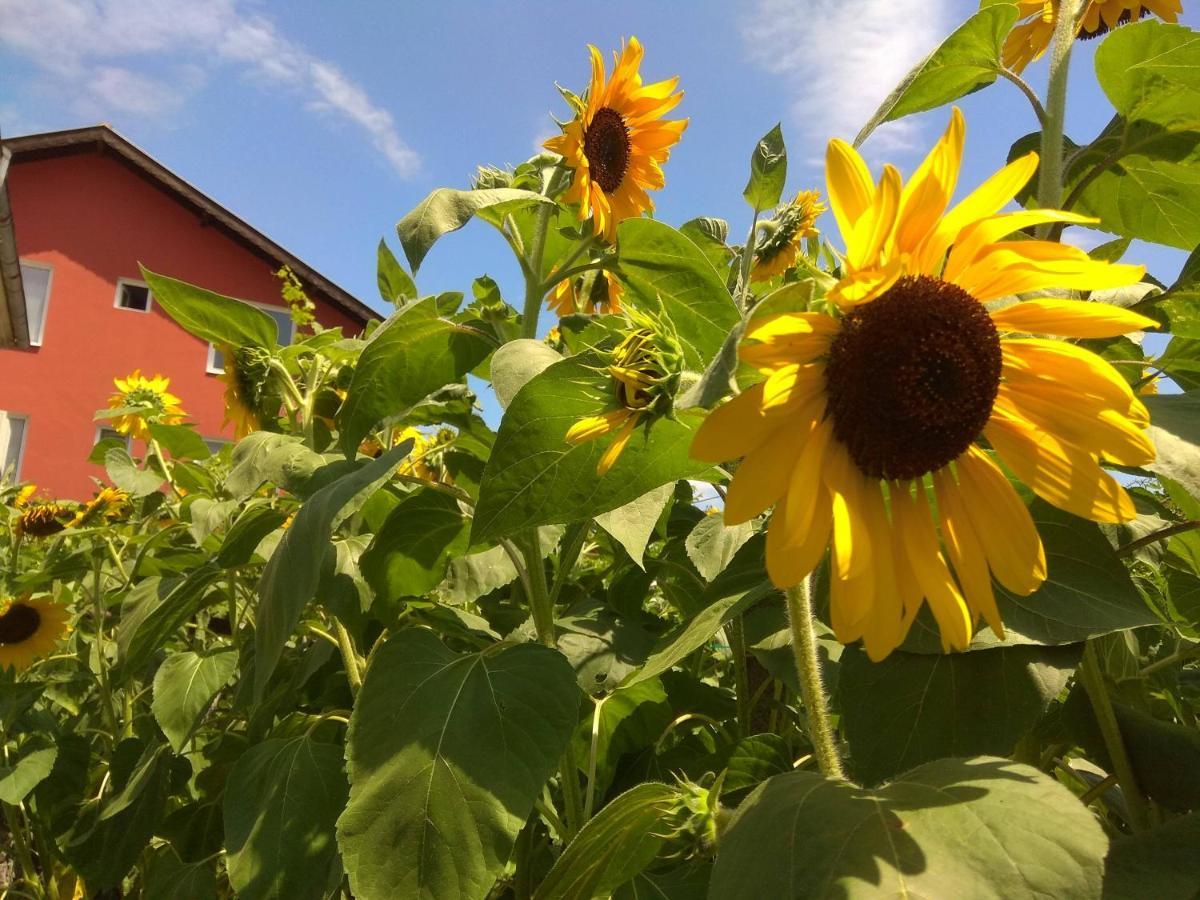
0 603 41 645
584 107 631 193
825 275 1001 481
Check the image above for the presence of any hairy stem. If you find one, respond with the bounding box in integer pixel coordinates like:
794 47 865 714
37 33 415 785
785 578 845 780
1035 0 1083 234
522 533 556 647
998 67 1049 127
333 619 363 696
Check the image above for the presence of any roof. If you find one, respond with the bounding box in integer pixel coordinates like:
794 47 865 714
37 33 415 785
0 138 31 349
2 125 378 326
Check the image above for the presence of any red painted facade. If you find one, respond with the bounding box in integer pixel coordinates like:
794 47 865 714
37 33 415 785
0 147 370 498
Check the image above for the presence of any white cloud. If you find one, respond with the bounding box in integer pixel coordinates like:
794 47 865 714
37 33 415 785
0 0 419 177
742 0 954 163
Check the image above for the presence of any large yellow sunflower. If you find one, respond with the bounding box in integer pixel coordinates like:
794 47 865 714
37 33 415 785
0 595 69 671
547 269 625 317
691 109 1155 661
107 370 185 441
1004 0 1182 73
70 487 130 528
751 190 826 283
545 37 687 242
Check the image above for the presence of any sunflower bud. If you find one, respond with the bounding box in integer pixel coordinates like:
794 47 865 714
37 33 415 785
472 165 513 190
656 776 724 862
751 190 825 283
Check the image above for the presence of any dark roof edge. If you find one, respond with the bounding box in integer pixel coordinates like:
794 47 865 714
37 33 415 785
0 144 31 349
3 125 380 325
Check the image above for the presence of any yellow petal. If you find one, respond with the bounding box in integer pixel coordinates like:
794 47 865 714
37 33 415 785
826 138 876 245
934 468 1005 638
766 484 832 588
781 417 835 540
566 408 630 445
857 481 908 660
740 313 839 371
1001 339 1140 417
690 383 784 462
997 384 1155 467
830 565 874 645
894 108 964 256
990 298 1158 339
958 242 1145 301
846 164 901 271
828 259 903 311
984 408 1136 523
822 444 873 581
760 363 826 413
944 209 1097 282
724 415 815 525
597 411 640 476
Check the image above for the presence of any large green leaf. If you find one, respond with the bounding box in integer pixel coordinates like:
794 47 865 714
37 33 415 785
712 757 1107 899
360 488 471 600
0 745 57 803
594 483 673 569
854 4 1019 146
224 736 348 900
1144 393 1200 502
1102 813 1200 900
144 848 219 900
142 268 279 349
490 339 563 409
684 515 755 583
839 644 1081 785
338 297 493 455
224 432 325 499
116 567 225 678
151 649 237 752
534 782 681 900
378 238 417 306
337 630 579 900
398 187 555 273
615 218 740 370
743 123 787 211
902 500 1156 651
254 443 411 697
1096 22 1200 134
105 446 166 497
471 354 711 543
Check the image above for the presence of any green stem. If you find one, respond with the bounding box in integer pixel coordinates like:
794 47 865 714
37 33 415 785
147 438 182 498
559 740 584 841
520 203 554 340
785 578 844 780
997 67 1049 127
522 533 555 647
736 211 761 310
583 695 606 821
2 802 42 898
1078 640 1150 831
548 522 589 607
333 619 363 696
726 617 751 736
300 356 326 449
91 557 118 735
542 234 597 290
1035 0 1083 233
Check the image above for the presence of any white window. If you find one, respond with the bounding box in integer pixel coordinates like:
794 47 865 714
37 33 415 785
114 279 152 313
95 426 132 451
1 413 28 479
19 261 51 346
206 304 295 374
203 437 230 455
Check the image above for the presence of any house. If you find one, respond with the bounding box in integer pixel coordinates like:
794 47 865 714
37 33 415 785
0 125 379 498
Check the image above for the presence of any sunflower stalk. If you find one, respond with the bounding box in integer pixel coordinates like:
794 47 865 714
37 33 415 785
2 801 43 899
333 618 364 696
726 617 752 736
1035 0 1084 236
785 577 845 780
735 211 761 311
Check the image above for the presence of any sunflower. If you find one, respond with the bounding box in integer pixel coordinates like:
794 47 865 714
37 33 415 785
0 595 69 671
751 191 826 283
217 345 276 440
16 502 71 539
566 326 680 475
14 484 37 507
545 37 687 242
1003 0 1181 73
107 370 185 441
691 108 1155 661
70 487 130 528
547 269 625 317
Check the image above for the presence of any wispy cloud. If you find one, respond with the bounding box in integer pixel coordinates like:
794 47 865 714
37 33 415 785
0 0 419 177
742 0 954 163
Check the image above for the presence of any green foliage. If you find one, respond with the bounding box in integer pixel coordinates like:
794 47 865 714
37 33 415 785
743 123 787 211
142 267 280 349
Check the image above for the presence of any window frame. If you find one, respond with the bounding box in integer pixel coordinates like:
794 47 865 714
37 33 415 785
18 259 53 347
1 412 29 480
113 278 153 314
205 300 296 374
94 425 133 452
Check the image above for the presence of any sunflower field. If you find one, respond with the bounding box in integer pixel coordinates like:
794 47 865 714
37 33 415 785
4 2 1200 898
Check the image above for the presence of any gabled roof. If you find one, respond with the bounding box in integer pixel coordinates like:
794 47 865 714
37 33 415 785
0 137 31 348
3 125 378 325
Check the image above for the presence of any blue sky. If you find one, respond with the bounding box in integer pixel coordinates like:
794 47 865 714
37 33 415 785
1 0 1196 322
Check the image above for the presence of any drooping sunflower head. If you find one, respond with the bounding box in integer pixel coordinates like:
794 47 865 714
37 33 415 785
547 269 625 317
70 487 131 529
1003 0 1182 73
751 190 826 283
218 346 278 441
396 426 450 483
14 484 37 507
693 108 1155 661
545 37 687 242
107 369 186 442
16 502 71 539
0 594 70 671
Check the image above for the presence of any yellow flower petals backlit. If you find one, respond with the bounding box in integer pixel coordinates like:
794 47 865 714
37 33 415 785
0 595 70 671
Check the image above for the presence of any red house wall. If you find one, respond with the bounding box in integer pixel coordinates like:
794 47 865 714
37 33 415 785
0 151 368 499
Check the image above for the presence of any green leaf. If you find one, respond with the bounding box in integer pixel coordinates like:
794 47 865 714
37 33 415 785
534 782 681 900
152 649 237 752
378 238 417 305
398 187 556 273
0 745 57 803
854 4 1019 145
471 354 711 543
684 515 755 583
360 489 471 600
1096 22 1200 134
440 527 562 605
337 630 579 900
1103 813 1200 900
595 483 674 569
615 218 740 370
217 503 288 568
144 847 218 900
338 297 493 455
224 736 349 900
117 568 225 677
839 644 1081 785
105 446 165 497
556 598 658 695
712 757 1107 899
1144 393 1200 502
490 339 562 409
0 682 43 731
743 124 787 211
142 268 279 349
147 423 212 460
254 443 412 697
722 734 791 796
224 432 325 499
902 500 1156 651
